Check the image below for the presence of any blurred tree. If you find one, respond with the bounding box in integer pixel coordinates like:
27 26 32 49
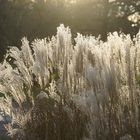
0 0 11 61
0 0 33 61
68 0 110 39
0 0 140 61
108 0 140 35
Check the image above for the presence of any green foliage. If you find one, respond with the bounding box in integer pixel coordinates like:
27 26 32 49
0 92 5 98
136 74 140 85
0 136 11 140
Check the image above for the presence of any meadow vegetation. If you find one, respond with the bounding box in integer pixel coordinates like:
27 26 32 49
0 25 140 140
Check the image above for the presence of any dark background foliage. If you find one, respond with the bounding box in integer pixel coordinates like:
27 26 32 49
0 0 140 61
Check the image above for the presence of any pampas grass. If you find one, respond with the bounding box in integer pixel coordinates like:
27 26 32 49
0 25 140 140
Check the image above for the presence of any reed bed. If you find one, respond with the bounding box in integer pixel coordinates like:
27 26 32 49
0 25 140 140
